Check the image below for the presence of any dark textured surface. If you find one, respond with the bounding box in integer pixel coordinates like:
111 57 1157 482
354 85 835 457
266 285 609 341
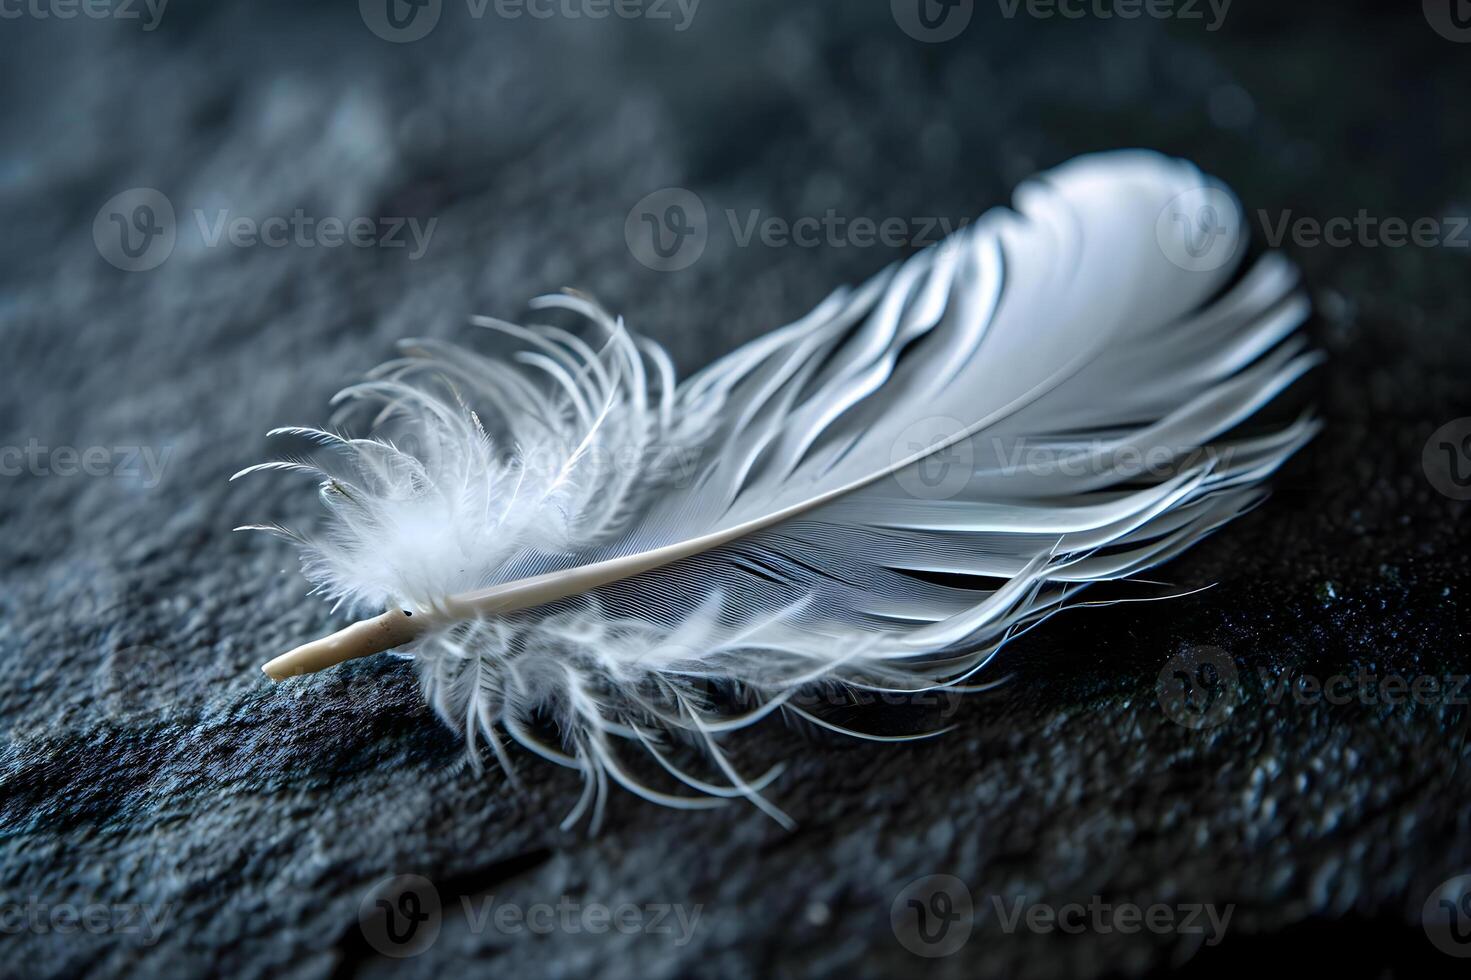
1 2 1468 977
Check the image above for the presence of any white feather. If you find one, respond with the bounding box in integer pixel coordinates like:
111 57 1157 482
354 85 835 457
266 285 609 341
237 151 1318 827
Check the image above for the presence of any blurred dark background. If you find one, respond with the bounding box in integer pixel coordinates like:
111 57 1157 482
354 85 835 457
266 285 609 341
0 2 1467 977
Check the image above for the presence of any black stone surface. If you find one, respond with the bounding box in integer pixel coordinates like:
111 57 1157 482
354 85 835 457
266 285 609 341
0 2 1467 977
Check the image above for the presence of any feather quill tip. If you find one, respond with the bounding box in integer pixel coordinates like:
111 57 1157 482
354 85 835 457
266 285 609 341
261 609 421 680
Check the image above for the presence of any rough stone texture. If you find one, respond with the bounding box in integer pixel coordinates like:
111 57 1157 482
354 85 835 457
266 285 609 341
0 2 1467 977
